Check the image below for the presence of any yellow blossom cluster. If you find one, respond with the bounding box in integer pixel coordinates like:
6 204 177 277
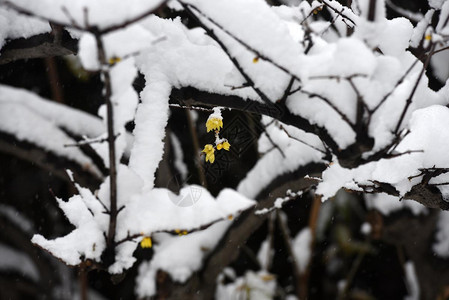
202 108 231 164
206 117 223 132
140 236 152 248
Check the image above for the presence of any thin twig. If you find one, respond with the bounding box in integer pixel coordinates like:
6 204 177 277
64 133 120 148
100 0 168 34
394 43 436 133
94 31 118 250
347 77 369 127
262 126 286 158
181 1 303 85
278 76 296 105
180 2 274 107
4 0 168 35
433 45 449 55
169 103 213 112
300 89 356 131
320 0 357 27
370 58 421 114
279 124 328 155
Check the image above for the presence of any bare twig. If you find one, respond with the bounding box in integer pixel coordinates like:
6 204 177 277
279 124 328 155
64 133 120 148
181 1 303 85
261 123 286 158
320 0 357 27
394 43 436 133
169 103 213 112
4 0 168 35
300 89 356 131
94 32 118 251
278 76 296 105
180 2 274 107
370 58 420 114
100 0 168 34
433 45 449 55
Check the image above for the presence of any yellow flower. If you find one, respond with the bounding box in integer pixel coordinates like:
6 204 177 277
174 229 188 236
140 236 152 248
108 56 122 65
206 117 223 132
425 35 432 41
217 141 230 151
202 144 215 163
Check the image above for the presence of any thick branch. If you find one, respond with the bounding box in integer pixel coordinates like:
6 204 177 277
0 31 77 64
0 132 102 189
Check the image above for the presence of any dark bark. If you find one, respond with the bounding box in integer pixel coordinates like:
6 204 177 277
0 31 77 65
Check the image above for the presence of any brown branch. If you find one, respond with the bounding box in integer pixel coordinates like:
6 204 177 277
0 31 77 64
94 32 118 254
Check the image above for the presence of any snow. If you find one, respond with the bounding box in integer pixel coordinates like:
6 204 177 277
0 204 34 233
0 86 102 176
429 0 445 9
78 25 160 71
436 1 449 35
134 16 257 100
0 84 105 139
117 185 255 239
365 194 427 216
170 133 188 181
32 187 108 265
410 10 434 48
2 0 166 30
292 228 312 273
257 239 272 270
404 261 419 300
317 106 449 201
128 76 171 188
431 48 449 83
360 222 372 235
0 243 39 281
182 0 304 100
433 211 449 257
136 221 229 297
216 270 276 300
238 117 323 198
0 6 50 49
358 0 386 22
4 0 449 297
